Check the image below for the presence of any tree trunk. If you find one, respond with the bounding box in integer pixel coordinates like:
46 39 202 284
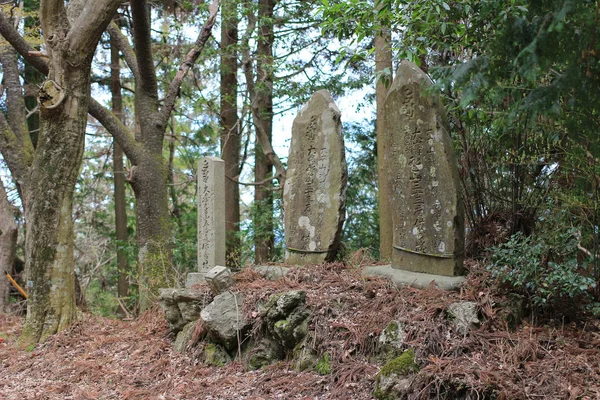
375 1 393 261
131 153 174 310
111 33 130 313
253 0 275 264
19 65 90 346
220 0 241 268
0 182 17 312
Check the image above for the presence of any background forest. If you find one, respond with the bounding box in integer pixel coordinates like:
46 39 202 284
0 0 599 343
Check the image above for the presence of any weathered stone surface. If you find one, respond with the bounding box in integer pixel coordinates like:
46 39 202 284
379 320 406 351
261 290 310 350
373 349 419 400
158 288 206 333
197 156 226 280
448 301 480 335
202 342 231 366
283 90 347 265
200 291 249 351
246 338 285 370
384 60 465 276
185 272 203 288
252 265 290 280
205 266 234 295
363 264 466 291
173 321 196 353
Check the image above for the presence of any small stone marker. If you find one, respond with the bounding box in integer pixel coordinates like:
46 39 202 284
283 90 348 265
192 156 226 284
384 60 465 276
205 266 234 295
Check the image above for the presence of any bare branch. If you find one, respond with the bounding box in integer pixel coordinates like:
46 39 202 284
159 0 220 126
107 21 140 82
0 12 49 75
88 99 143 165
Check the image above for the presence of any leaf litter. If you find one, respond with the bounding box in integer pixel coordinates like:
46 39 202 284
1 260 599 399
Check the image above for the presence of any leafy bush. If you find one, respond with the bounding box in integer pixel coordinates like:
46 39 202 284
489 229 596 315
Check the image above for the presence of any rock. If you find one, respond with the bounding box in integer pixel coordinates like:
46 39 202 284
262 291 310 350
173 321 196 353
205 266 234 295
158 288 206 333
252 265 290 280
201 291 250 351
378 320 407 361
284 90 348 265
373 349 419 400
246 338 285 370
293 338 318 371
203 342 231 366
448 301 480 335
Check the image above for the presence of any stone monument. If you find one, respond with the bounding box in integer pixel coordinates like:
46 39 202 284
383 60 464 276
189 156 226 286
283 90 348 265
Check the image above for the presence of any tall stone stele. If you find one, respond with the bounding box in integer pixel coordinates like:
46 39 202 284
384 60 465 276
193 156 226 284
283 90 348 265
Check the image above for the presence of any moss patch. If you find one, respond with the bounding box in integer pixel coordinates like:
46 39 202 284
378 349 418 378
315 352 332 375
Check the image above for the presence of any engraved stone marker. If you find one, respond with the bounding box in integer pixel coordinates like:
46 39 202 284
384 60 464 276
195 156 226 282
283 90 347 265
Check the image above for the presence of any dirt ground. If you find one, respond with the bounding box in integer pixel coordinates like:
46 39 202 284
1 261 599 399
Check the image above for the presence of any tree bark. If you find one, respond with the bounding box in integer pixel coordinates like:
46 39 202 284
253 0 275 264
5 0 123 346
0 182 17 312
111 30 130 313
220 0 241 268
375 0 393 261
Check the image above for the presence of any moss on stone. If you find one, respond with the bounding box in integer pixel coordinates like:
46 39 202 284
378 349 418 378
315 352 332 375
204 343 230 367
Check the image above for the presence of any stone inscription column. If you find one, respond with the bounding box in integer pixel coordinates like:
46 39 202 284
384 60 465 276
197 156 226 280
283 90 348 265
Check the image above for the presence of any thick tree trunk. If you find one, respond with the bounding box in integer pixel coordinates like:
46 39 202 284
111 34 130 312
0 183 17 312
131 153 174 310
19 64 90 346
220 0 241 268
253 0 275 264
375 2 393 261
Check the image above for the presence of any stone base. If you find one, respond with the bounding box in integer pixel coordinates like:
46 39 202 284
185 272 204 287
392 247 464 277
362 264 466 291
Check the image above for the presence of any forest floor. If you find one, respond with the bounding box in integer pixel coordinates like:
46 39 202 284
1 259 600 399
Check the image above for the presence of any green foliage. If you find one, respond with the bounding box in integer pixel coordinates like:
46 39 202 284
85 280 120 318
315 352 332 375
489 229 596 315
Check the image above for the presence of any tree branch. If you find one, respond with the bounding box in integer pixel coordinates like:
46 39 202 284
0 11 141 165
159 0 220 126
88 99 143 165
107 21 140 82
39 0 67 40
0 12 49 75
67 0 123 61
